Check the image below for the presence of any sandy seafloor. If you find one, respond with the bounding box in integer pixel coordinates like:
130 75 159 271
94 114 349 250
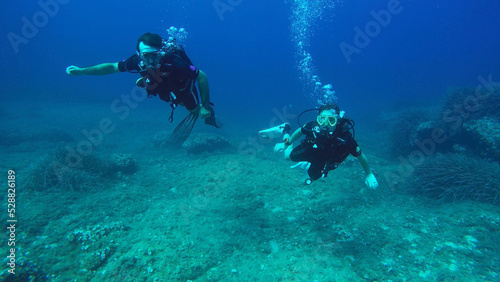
1 102 499 281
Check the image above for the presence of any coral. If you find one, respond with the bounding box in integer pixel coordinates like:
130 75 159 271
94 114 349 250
182 134 232 154
407 153 500 205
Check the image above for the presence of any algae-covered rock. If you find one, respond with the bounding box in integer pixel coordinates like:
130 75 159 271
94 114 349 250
152 131 170 148
182 134 232 154
23 150 138 192
462 117 500 160
110 153 138 174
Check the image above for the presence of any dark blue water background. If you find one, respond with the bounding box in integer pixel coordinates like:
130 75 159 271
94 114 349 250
1 0 499 126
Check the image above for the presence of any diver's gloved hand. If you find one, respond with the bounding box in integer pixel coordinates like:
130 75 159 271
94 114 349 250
365 173 378 189
274 143 286 152
66 65 84 75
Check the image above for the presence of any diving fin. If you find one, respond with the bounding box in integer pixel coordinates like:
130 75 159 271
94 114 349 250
204 106 222 128
258 123 291 139
168 112 199 145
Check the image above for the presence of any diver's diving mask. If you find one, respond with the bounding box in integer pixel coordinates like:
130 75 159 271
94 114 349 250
316 114 338 127
139 51 162 68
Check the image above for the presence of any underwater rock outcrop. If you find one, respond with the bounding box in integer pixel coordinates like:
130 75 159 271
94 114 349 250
382 87 500 160
440 87 500 160
461 117 500 160
109 153 138 175
23 150 138 192
441 87 500 128
386 108 435 156
152 131 170 148
182 134 232 154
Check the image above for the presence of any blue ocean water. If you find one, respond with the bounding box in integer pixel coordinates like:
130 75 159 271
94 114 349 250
2 0 499 120
1 0 500 280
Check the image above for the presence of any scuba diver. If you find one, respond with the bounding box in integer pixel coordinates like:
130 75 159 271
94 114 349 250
259 104 378 188
66 32 220 145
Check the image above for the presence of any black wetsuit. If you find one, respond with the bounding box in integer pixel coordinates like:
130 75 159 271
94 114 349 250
118 45 200 111
290 121 361 180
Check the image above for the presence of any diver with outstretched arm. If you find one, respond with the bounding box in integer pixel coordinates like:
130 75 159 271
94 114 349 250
66 32 220 144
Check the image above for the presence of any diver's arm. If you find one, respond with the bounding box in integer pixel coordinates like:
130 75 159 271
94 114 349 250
286 128 303 146
66 63 120 76
357 152 371 174
274 127 302 153
356 152 379 189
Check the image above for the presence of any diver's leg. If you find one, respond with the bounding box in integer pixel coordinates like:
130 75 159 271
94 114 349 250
284 146 293 160
289 144 310 181
289 144 326 185
180 87 200 115
289 143 308 162
306 162 323 181
188 104 199 115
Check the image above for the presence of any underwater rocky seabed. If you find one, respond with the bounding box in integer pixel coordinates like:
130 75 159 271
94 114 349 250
1 102 499 281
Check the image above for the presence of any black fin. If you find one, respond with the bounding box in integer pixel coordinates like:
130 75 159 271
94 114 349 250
168 112 199 145
204 107 222 128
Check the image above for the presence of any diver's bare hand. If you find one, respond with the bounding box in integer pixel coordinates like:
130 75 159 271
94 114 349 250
274 143 286 152
365 173 379 189
66 65 84 76
199 106 211 119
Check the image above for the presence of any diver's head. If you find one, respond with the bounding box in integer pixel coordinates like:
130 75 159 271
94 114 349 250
316 104 340 131
136 33 163 52
136 33 164 68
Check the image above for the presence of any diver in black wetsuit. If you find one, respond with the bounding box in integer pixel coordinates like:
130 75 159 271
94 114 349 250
66 32 220 144
259 104 378 187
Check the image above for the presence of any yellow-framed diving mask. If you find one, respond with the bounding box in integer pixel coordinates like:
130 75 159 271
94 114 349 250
316 114 338 127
